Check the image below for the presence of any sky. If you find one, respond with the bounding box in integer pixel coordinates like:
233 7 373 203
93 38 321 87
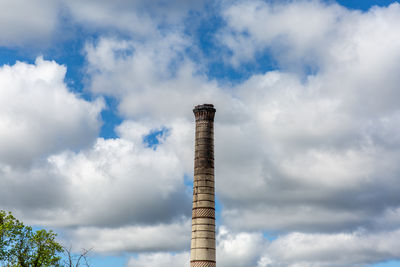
2 0 400 266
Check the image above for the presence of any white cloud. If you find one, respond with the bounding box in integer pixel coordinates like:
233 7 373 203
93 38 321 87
216 68 400 232
0 0 60 46
64 0 156 37
124 226 400 267
210 1 400 234
67 220 191 253
0 57 103 167
217 227 268 267
53 1 400 265
1 121 192 253
262 229 400 267
69 2 400 260
0 0 209 47
124 226 268 267
64 0 210 37
219 0 345 67
127 252 190 267
219 0 400 77
33 135 190 228
3 1 400 266
84 36 239 124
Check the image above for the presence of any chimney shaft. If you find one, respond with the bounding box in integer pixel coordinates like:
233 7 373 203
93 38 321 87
191 104 216 267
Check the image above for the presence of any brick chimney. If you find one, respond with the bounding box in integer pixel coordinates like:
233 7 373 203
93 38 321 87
191 104 216 267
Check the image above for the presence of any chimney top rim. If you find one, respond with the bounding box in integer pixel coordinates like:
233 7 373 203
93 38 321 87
193 104 216 112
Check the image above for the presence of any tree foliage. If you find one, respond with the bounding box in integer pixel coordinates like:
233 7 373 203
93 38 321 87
0 210 63 267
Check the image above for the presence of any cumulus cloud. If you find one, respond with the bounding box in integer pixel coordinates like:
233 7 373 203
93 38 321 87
0 0 210 47
3 1 400 266
83 35 241 124
219 0 400 76
124 226 400 267
217 72 400 232
64 0 211 37
0 58 193 233
60 3 400 265
68 220 191 253
126 227 268 267
0 56 102 223
217 227 268 267
127 252 190 267
0 57 103 167
218 0 343 67
261 229 400 267
11 132 191 228
2 122 193 252
0 0 60 46
210 1 400 234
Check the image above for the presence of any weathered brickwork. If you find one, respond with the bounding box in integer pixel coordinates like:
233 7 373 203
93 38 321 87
191 104 216 267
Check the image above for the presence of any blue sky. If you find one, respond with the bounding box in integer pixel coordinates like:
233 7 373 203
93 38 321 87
2 0 400 266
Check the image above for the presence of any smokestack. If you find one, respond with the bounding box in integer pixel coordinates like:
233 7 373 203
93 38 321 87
191 104 216 267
